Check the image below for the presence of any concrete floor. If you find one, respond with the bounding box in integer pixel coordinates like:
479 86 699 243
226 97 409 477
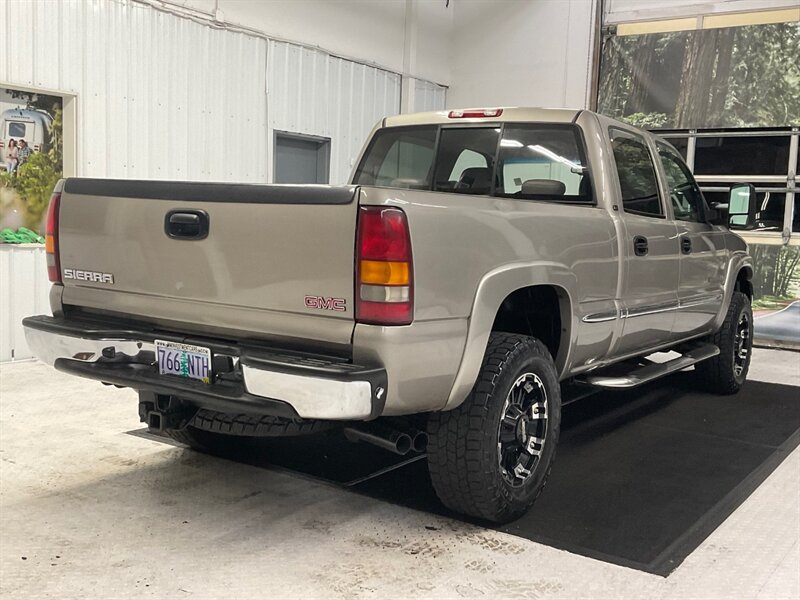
1 349 798 599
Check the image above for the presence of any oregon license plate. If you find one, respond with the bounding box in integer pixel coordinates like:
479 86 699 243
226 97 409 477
155 340 212 384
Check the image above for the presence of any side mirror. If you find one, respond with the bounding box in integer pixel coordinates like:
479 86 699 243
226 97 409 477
727 183 757 230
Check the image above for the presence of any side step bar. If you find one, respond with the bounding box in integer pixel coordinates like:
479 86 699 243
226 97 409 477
584 343 720 389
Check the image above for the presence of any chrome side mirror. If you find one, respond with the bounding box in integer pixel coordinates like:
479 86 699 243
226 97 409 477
728 183 757 230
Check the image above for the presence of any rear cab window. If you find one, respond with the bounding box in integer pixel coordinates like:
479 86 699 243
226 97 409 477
353 126 437 190
496 125 591 202
354 122 594 204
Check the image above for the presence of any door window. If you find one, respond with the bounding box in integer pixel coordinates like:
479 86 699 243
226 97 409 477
657 142 705 222
609 129 663 218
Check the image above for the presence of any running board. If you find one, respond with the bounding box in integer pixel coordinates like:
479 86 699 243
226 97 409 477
584 344 720 389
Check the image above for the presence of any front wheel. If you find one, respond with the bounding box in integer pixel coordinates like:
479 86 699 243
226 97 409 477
427 333 561 523
695 291 753 394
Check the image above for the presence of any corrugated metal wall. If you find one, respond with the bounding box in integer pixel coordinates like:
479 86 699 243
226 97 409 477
1 0 270 182
0 247 50 362
267 40 403 184
414 79 448 113
0 0 446 362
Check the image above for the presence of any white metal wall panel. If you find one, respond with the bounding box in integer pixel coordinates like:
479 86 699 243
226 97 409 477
0 247 51 362
1 0 269 183
267 40 402 184
414 79 448 112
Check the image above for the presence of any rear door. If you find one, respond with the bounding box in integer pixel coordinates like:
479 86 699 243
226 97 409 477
655 142 728 338
58 180 359 347
609 127 680 356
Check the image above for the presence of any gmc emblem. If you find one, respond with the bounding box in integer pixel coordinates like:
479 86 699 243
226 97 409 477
304 295 346 312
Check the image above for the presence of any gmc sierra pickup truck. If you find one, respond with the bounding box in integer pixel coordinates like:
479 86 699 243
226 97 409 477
24 108 756 523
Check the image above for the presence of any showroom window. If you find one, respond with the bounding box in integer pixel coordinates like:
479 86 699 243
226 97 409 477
693 134 791 176
659 128 799 236
609 129 663 218
494 125 591 202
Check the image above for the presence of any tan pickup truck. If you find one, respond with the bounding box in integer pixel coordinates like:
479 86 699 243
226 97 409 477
23 108 756 522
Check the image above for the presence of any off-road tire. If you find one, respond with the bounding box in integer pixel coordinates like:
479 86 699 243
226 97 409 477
427 333 561 523
695 291 753 394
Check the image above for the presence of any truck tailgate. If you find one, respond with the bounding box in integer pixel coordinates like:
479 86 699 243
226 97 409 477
58 179 358 346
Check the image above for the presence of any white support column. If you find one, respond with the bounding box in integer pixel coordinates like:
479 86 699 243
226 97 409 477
400 0 418 114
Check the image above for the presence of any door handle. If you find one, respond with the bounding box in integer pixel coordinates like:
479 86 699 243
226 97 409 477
633 235 649 256
165 210 209 240
681 238 692 255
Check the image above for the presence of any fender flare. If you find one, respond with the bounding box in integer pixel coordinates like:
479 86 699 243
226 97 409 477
443 261 577 411
713 252 753 330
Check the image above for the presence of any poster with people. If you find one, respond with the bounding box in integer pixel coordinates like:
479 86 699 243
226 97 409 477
0 87 63 240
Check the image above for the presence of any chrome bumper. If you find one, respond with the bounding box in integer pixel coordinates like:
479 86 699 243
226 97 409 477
22 315 387 420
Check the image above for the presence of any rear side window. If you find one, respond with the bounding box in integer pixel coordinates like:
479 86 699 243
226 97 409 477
353 127 436 189
496 126 591 202
609 128 663 218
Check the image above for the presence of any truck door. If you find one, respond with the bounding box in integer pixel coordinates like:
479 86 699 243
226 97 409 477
656 142 728 338
609 128 680 356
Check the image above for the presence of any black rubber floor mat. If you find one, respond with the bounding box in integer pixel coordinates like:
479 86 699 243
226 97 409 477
138 374 800 576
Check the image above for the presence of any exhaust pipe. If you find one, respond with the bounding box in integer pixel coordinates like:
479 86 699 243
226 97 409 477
343 425 412 456
409 429 428 453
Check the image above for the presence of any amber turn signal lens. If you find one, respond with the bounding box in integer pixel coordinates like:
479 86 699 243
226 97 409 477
359 260 409 285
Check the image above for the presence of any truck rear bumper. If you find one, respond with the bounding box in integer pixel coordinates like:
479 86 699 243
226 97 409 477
22 315 387 421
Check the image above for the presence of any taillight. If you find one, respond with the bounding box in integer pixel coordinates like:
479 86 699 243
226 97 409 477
356 206 413 325
448 108 503 118
45 192 61 283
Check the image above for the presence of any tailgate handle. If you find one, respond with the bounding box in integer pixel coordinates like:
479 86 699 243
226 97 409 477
165 210 209 240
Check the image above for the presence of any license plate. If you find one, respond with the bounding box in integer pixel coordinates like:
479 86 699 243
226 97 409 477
155 340 212 384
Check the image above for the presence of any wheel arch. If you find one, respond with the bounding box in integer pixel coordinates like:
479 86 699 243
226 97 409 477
735 265 753 299
443 263 576 411
712 253 754 331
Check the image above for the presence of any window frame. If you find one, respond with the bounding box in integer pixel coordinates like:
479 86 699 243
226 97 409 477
352 122 597 207
608 126 667 220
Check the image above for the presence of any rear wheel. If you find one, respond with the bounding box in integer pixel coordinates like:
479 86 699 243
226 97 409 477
695 291 753 394
427 333 561 523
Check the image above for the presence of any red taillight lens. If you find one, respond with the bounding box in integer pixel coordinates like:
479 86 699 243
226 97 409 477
356 206 413 325
45 192 62 283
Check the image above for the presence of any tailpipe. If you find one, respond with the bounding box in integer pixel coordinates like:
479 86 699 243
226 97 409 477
409 429 428 453
343 425 412 456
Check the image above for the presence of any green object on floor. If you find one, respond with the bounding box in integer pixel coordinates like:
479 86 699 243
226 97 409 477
0 227 45 244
